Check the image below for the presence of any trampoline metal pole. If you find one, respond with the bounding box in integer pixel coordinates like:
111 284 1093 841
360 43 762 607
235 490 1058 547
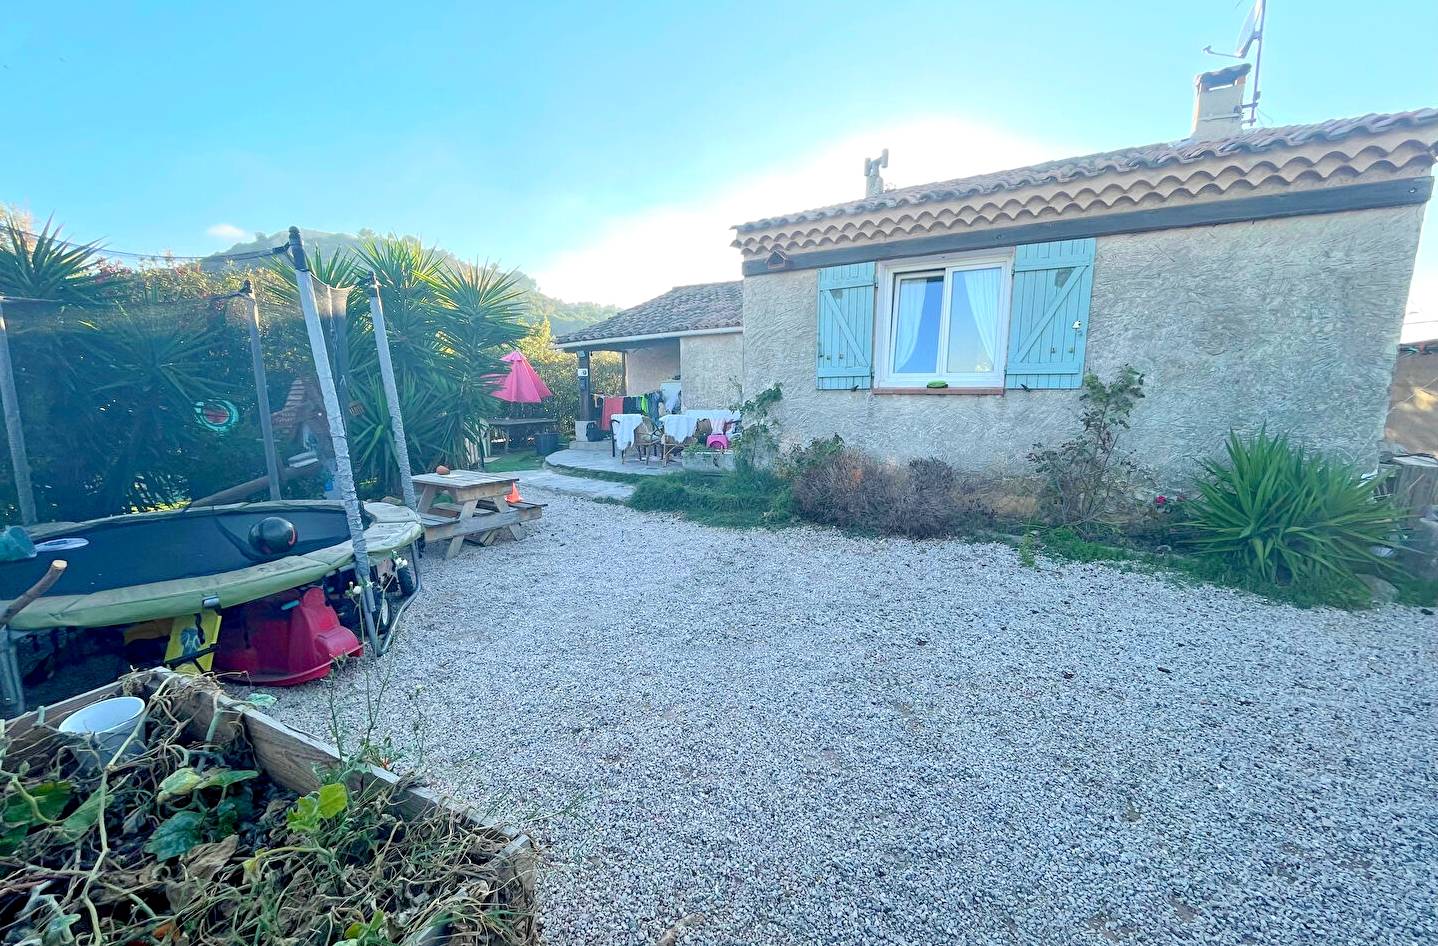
0 297 37 525
242 281 283 502
288 228 380 654
365 272 417 510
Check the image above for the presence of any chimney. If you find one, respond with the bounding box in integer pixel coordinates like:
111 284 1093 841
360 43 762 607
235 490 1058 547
1189 63 1251 140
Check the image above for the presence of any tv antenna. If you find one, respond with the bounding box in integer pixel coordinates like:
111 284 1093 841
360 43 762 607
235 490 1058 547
864 149 889 198
1203 0 1267 125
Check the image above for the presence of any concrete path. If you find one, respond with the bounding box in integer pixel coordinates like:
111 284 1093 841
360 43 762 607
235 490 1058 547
544 447 676 477
513 468 634 501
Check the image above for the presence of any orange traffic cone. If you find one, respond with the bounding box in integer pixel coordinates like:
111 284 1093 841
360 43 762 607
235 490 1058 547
505 481 522 504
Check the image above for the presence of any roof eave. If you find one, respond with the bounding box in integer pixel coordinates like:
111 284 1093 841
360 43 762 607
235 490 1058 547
553 325 742 350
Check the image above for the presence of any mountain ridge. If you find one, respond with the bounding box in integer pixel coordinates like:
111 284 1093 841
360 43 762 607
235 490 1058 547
211 228 618 336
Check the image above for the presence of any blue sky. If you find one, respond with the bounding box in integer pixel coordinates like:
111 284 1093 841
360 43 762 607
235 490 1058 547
3 1 1436 328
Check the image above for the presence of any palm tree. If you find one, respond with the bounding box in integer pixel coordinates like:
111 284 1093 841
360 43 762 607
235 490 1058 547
266 237 529 497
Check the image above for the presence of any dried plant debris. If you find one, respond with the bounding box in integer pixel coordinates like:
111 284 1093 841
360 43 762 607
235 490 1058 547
1 674 535 946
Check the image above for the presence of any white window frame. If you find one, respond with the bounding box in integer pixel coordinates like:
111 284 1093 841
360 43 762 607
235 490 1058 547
874 249 1014 390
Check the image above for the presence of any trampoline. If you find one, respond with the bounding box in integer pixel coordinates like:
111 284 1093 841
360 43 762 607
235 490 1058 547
0 501 421 631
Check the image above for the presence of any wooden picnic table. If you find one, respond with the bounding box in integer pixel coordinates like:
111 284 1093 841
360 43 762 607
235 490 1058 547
411 469 545 559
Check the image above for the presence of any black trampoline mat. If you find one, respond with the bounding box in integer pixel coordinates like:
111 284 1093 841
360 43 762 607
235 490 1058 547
0 504 367 599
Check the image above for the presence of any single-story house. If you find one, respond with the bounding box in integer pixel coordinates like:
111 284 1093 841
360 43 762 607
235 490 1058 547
554 281 742 436
721 71 1436 479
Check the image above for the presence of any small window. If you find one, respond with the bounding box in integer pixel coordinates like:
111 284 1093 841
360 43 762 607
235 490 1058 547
878 252 1012 389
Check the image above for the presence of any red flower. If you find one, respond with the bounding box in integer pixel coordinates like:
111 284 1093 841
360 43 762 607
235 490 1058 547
1154 495 1168 506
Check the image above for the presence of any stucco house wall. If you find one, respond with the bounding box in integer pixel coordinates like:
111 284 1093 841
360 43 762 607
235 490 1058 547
624 341 680 394
680 333 743 409
741 204 1425 482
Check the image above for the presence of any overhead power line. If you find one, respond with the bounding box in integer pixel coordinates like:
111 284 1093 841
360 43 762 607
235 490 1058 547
0 223 287 265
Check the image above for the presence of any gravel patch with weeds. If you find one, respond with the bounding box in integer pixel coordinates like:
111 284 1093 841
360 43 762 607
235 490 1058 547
268 490 1436 946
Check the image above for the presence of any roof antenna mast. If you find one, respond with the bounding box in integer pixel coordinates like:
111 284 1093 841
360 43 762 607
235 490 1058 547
864 149 889 198
1203 0 1267 125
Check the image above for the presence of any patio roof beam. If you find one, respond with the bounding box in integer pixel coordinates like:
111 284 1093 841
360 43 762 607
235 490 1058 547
554 326 740 351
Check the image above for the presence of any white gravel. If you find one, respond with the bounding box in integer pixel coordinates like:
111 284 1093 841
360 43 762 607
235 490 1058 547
269 490 1437 946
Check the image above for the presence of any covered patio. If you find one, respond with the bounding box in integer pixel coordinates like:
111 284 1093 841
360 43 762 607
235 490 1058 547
553 281 743 451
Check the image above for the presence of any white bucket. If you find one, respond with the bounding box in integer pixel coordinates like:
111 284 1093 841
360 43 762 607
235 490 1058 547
59 696 146 767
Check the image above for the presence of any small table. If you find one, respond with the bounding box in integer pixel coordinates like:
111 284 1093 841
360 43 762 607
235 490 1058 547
411 470 544 559
483 417 556 454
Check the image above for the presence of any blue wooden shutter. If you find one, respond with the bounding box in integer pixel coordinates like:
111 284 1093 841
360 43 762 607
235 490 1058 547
1005 238 1095 390
816 262 876 390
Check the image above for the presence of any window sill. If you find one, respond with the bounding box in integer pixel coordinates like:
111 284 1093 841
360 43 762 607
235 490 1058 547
872 386 1004 396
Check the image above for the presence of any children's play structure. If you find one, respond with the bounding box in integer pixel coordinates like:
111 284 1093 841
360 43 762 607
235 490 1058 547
0 229 430 715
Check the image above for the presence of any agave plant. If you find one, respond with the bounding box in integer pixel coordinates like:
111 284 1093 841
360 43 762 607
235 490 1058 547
0 215 114 305
1181 430 1403 588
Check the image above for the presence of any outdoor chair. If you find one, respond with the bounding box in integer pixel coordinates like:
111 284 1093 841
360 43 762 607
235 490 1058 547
622 420 660 463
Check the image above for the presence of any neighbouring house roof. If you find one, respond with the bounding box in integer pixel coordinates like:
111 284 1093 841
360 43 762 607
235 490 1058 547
554 281 743 348
732 108 1438 261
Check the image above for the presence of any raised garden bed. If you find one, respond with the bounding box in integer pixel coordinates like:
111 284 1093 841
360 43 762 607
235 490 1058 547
681 449 736 475
2 669 537 945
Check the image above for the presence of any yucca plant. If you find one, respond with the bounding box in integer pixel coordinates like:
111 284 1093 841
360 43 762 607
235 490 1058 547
263 237 528 491
0 215 114 305
1181 430 1403 589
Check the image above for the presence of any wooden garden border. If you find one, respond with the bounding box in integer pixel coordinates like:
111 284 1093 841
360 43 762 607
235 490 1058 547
5 669 538 943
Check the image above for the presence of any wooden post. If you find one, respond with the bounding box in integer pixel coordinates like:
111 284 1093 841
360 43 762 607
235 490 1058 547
288 228 379 653
0 296 36 525
577 348 592 438
242 280 283 501
366 272 417 510
328 284 351 419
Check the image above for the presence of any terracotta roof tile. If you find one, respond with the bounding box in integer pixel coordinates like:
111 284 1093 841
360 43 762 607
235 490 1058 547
555 281 742 345
734 108 1438 234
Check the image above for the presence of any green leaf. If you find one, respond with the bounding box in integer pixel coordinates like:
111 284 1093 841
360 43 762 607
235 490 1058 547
3 779 72 827
157 767 204 801
244 693 277 709
144 810 205 860
214 796 253 836
58 790 106 842
316 782 348 819
0 823 27 856
286 782 348 835
203 769 259 791
159 766 258 803
286 795 320 834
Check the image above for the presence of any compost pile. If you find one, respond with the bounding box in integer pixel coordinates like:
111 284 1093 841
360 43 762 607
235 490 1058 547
1 675 535 946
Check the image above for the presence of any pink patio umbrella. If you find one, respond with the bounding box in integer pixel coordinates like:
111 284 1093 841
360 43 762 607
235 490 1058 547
491 349 554 403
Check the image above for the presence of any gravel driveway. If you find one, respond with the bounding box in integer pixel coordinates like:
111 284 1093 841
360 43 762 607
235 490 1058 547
271 490 1436 946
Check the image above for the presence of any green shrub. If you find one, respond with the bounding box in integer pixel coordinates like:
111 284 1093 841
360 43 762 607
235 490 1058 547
628 469 793 529
1181 430 1403 590
775 435 845 479
1027 366 1153 534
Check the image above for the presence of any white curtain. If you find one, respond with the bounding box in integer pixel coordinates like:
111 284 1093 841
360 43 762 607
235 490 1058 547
953 267 1002 371
892 278 928 372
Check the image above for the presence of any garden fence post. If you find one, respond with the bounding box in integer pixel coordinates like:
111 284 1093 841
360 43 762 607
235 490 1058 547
0 296 36 525
366 271 417 510
242 280 283 502
287 228 380 653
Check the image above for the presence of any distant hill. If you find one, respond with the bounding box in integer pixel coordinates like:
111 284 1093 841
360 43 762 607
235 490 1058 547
211 228 618 336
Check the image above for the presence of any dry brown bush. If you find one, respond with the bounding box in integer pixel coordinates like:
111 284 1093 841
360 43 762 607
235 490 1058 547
790 448 1007 538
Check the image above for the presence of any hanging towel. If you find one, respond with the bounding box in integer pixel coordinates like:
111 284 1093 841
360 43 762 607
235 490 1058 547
660 380 682 412
601 396 625 432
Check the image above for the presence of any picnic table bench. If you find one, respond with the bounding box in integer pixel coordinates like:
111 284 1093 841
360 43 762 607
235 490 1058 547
411 470 545 559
